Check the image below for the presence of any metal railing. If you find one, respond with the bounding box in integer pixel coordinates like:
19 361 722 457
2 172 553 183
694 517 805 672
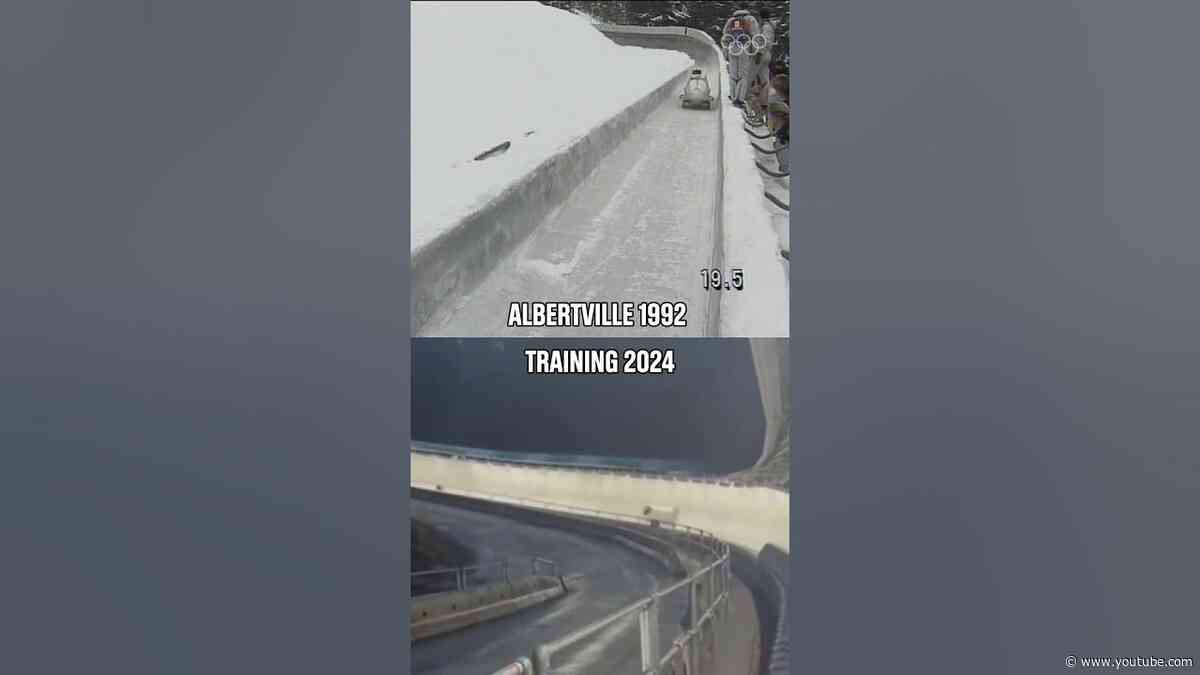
410 556 558 596
535 530 729 675
412 445 789 493
490 658 535 675
432 485 733 675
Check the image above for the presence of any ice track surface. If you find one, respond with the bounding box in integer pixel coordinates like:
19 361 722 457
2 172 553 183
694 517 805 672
421 34 721 337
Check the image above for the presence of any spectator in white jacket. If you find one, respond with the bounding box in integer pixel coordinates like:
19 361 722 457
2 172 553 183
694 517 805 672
722 9 760 107
752 9 779 114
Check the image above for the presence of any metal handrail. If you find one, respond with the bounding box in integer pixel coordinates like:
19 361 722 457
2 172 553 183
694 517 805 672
531 516 729 673
657 587 725 670
489 657 535 675
411 561 503 577
416 482 736 674
536 533 721 654
411 556 557 594
533 538 730 674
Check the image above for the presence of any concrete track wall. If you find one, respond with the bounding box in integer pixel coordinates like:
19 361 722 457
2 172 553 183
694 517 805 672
411 575 565 642
749 338 790 466
412 454 789 554
759 544 791 674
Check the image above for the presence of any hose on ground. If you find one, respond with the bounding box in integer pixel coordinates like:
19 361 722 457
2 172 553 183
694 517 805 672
744 125 775 140
752 141 787 155
756 161 790 178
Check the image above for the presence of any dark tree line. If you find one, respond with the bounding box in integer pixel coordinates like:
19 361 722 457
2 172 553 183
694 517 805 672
540 0 790 68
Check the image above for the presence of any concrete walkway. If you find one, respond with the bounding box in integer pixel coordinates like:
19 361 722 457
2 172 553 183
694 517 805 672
711 575 761 675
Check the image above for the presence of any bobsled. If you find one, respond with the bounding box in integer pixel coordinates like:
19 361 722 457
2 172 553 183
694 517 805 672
679 69 714 109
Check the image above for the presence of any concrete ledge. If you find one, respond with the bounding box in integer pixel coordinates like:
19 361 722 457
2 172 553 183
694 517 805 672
411 575 565 642
412 48 694 334
749 337 790 467
592 25 720 48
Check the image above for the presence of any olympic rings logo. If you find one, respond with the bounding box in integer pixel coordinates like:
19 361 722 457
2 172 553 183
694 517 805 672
723 33 768 56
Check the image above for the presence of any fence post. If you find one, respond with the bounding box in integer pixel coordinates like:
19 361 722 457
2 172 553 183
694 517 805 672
704 566 713 623
456 567 464 591
639 598 660 672
688 580 702 673
705 562 715 610
702 575 711 672
533 645 552 675
504 561 511 584
723 559 731 624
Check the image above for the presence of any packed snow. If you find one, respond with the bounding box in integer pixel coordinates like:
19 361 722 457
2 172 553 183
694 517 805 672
716 52 790 336
410 1 692 253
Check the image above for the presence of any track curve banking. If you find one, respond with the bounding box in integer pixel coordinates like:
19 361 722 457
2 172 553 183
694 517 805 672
411 497 690 675
421 32 722 337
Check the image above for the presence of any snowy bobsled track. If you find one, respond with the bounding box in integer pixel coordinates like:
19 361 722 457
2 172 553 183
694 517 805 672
420 31 723 337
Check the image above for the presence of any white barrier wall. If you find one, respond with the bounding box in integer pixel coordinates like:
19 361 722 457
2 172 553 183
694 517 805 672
411 453 789 554
595 24 717 42
750 338 790 466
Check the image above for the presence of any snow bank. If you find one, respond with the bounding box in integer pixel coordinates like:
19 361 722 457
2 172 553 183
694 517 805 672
569 8 603 25
411 1 692 254
716 57 790 336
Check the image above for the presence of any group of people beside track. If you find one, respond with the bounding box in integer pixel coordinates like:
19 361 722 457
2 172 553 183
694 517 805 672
721 7 789 160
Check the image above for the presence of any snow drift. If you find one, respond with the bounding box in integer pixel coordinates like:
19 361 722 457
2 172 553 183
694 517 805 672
411 1 692 253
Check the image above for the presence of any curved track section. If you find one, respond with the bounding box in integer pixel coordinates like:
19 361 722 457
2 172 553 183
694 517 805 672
422 31 722 337
411 497 689 675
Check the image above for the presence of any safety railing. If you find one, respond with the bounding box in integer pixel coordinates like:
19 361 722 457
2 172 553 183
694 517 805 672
435 485 733 675
489 657 535 675
535 532 728 674
411 445 789 493
537 533 724 667
410 556 558 596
